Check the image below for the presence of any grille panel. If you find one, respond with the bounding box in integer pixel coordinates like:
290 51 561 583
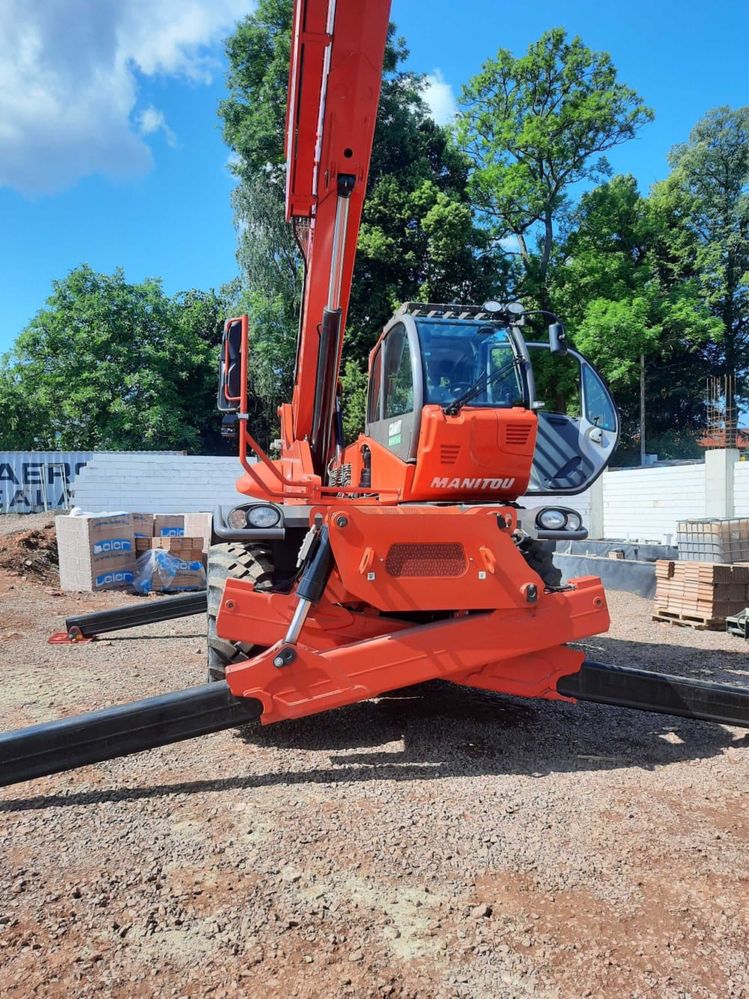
385 543 467 578
504 423 531 445
440 444 461 464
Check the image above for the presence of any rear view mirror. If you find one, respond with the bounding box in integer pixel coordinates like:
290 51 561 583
548 322 568 356
217 316 247 413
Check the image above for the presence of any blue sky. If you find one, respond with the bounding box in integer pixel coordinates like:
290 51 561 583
0 0 747 354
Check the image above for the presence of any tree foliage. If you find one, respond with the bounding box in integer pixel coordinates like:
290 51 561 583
457 28 653 304
661 107 749 386
0 266 229 452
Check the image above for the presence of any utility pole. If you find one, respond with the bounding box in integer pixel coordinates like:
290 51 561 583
639 352 646 465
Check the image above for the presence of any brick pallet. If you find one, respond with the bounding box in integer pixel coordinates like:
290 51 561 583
653 560 749 629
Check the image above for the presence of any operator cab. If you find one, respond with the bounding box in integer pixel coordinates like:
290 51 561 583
365 302 618 497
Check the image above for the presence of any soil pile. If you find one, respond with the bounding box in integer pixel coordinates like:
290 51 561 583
0 523 58 583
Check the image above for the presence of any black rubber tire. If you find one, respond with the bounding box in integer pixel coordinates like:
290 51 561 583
206 542 274 682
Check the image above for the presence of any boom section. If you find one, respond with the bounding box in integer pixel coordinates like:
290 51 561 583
286 0 391 471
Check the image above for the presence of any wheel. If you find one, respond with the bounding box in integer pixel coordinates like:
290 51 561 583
206 542 274 682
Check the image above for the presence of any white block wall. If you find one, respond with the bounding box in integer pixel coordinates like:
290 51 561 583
734 462 749 516
602 463 705 543
72 453 257 514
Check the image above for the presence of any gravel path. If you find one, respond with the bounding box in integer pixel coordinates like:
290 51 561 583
0 566 747 998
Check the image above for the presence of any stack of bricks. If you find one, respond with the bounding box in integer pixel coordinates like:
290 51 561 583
151 536 206 567
653 560 749 629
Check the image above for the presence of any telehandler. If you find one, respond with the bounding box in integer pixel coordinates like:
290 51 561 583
2 0 747 789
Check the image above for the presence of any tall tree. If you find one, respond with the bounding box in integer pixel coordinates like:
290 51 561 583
657 106 749 439
0 266 229 453
552 175 719 461
457 28 653 306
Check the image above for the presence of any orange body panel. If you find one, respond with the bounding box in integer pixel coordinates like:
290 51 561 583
219 575 606 724
409 406 537 502
219 582 410 651
325 505 532 612
216 502 611 724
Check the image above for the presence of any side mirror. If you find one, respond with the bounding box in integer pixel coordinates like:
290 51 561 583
217 316 247 413
548 322 568 356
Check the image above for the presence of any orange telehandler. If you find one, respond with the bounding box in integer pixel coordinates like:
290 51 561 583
2 0 747 789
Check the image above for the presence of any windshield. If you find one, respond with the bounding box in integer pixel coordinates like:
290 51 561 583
415 319 525 408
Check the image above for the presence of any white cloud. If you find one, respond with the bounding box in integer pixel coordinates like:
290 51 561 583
422 69 457 126
138 106 177 148
0 0 253 196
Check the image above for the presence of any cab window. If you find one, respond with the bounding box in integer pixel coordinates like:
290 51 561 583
583 363 617 431
383 325 414 418
416 319 524 407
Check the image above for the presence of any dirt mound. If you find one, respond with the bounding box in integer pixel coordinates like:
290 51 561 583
0 523 58 583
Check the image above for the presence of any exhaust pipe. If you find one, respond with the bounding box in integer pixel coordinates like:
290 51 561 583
0 682 261 788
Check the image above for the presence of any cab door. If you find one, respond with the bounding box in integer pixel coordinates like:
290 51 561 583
525 344 618 495
366 322 421 461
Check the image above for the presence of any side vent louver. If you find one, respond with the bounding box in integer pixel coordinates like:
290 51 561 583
440 444 461 464
504 423 531 446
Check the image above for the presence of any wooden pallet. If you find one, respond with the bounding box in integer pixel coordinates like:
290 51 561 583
652 609 725 631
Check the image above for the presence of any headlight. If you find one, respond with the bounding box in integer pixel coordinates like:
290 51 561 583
566 511 582 531
537 508 567 531
247 505 281 529
227 506 248 530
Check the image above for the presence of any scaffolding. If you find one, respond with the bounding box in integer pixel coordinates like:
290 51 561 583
705 374 738 450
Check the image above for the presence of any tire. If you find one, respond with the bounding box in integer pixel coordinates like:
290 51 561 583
206 542 274 682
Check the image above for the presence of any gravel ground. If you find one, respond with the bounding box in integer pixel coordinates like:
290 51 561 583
0 532 748 998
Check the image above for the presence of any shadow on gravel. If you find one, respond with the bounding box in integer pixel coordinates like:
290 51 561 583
3 665 748 812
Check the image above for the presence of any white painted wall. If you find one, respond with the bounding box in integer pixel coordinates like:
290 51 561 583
733 461 749 516
19 447 749 544
72 453 253 514
602 463 704 543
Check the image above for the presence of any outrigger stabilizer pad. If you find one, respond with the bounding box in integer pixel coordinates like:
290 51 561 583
49 590 209 644
0 682 261 788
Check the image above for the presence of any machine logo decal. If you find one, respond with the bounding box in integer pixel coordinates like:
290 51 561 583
431 476 516 490
388 419 402 446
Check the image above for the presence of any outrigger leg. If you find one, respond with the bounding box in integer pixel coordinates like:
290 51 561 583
0 662 747 790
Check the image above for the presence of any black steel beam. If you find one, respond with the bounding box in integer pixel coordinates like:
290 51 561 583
558 660 749 729
0 682 261 788
65 591 207 639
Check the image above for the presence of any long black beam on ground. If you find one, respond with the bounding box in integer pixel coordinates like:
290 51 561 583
65 590 208 639
558 660 749 729
0 682 261 788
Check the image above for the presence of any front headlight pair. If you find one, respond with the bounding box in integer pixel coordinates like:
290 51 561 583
226 504 282 530
535 508 582 532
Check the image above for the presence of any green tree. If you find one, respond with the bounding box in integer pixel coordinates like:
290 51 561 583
552 174 718 460
0 266 229 453
457 28 653 305
656 107 749 436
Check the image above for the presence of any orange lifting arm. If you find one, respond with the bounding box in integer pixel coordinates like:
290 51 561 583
285 0 391 469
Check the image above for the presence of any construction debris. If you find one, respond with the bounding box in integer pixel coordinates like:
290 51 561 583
0 523 58 583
